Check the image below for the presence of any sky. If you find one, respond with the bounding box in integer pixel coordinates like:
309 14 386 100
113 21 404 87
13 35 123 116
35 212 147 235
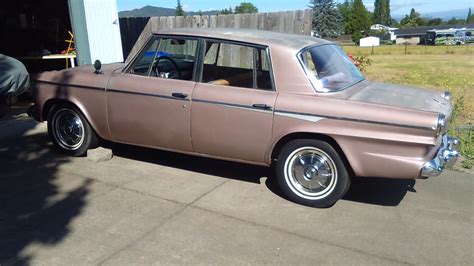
116 0 473 16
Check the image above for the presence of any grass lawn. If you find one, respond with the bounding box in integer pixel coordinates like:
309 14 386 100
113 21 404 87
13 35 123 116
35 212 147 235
343 46 474 168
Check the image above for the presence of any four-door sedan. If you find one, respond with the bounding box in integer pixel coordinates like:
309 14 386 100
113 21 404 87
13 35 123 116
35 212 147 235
28 28 460 207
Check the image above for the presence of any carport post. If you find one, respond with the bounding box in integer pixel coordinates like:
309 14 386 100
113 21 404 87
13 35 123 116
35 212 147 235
67 0 123 66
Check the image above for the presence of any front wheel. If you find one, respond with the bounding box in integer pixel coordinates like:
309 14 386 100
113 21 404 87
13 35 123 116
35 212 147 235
47 103 98 156
276 139 350 208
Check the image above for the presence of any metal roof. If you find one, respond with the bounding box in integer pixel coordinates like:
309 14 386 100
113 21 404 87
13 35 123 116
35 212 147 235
395 24 474 36
152 28 332 51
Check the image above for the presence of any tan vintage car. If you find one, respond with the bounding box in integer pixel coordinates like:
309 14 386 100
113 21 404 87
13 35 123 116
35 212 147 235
29 28 460 207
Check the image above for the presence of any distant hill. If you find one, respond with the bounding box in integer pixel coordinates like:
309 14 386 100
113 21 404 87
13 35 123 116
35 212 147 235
423 8 472 20
392 8 473 21
119 5 220 18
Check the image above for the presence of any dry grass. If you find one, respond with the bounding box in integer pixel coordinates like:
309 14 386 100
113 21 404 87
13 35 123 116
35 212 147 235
343 44 474 56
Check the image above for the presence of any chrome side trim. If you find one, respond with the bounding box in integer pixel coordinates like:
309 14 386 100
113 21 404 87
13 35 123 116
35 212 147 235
275 111 324 123
275 109 435 131
36 80 105 91
192 99 273 113
107 89 188 101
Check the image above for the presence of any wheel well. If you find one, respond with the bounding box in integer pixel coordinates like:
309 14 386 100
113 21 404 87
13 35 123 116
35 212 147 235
43 99 102 140
271 132 354 176
42 99 76 121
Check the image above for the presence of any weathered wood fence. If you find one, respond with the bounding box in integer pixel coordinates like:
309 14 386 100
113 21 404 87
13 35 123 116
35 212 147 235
121 10 313 62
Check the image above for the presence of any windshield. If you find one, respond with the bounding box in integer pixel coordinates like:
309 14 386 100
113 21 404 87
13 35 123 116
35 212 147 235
299 44 365 92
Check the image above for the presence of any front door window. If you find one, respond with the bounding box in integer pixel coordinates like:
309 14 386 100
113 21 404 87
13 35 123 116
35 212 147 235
129 37 198 81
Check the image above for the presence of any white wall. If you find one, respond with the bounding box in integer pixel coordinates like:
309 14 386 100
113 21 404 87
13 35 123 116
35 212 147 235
68 0 123 65
360 37 380 47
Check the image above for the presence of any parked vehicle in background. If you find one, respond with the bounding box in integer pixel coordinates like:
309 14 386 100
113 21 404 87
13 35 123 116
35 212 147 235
427 28 474 45
0 54 30 117
28 28 460 207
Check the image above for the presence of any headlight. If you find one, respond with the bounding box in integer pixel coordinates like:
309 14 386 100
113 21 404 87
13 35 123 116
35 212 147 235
443 91 451 101
437 113 447 135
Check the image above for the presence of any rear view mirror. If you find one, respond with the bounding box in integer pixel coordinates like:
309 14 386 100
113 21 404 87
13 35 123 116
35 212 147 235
170 39 186 45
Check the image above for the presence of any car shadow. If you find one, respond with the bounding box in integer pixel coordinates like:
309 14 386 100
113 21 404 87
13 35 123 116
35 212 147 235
108 142 415 207
107 142 270 184
264 175 416 207
342 177 416 206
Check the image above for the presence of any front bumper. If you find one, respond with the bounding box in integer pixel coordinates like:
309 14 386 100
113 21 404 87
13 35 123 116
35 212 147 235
420 135 460 178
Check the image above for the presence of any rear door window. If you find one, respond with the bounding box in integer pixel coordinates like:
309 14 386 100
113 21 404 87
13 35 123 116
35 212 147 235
201 40 273 90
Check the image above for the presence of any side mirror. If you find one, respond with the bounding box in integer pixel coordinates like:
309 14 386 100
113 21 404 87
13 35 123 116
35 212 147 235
94 60 102 74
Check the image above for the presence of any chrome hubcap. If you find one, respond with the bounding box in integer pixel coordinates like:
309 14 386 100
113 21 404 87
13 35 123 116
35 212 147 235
284 147 337 200
52 109 84 150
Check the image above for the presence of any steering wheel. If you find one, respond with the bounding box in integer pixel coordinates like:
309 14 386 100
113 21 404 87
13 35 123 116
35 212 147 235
153 56 182 79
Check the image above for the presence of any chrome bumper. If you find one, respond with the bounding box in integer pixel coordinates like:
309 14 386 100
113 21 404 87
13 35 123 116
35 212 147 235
420 135 460 178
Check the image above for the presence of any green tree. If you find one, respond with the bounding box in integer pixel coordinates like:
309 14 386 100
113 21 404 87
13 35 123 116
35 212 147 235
351 0 371 43
427 18 443 26
310 0 342 38
234 2 258 14
399 8 427 28
175 0 185 16
220 6 234 15
467 8 474 24
337 0 353 34
373 0 391 25
446 17 465 25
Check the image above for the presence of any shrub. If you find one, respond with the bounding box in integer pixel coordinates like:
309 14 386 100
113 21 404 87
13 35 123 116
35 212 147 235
347 53 372 72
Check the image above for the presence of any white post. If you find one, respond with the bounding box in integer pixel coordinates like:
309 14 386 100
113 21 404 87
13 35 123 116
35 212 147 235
68 0 123 65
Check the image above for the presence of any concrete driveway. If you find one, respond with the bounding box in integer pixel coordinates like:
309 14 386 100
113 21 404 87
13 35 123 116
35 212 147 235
1 108 473 265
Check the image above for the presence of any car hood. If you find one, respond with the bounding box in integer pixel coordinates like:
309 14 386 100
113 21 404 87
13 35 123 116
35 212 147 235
349 81 452 118
33 62 125 91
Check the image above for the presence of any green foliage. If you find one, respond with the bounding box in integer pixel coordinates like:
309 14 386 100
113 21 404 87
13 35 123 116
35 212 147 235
175 0 185 16
467 8 474 24
346 53 372 72
373 0 391 25
399 8 428 28
337 0 353 34
234 2 258 14
220 6 234 15
446 17 466 25
310 0 342 38
350 0 371 43
398 8 470 28
351 31 363 44
427 18 443 26
449 90 474 169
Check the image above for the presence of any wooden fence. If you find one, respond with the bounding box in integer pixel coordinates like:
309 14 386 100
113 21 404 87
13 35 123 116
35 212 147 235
122 10 313 62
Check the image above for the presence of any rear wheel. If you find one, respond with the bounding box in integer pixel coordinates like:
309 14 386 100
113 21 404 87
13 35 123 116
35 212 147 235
47 103 98 156
276 139 350 208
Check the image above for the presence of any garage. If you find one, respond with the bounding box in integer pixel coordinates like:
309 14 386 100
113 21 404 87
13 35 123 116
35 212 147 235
0 0 123 73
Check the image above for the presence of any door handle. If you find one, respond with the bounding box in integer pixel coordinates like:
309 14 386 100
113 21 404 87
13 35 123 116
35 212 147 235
252 103 272 110
172 92 188 99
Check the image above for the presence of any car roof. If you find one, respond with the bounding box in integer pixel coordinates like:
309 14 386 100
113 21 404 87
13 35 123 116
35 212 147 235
153 28 332 52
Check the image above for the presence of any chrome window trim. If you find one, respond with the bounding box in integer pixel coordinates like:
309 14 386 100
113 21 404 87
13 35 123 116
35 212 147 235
124 35 200 79
197 37 276 92
296 43 366 94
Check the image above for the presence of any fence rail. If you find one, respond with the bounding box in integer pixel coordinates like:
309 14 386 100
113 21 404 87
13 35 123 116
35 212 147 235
121 10 313 62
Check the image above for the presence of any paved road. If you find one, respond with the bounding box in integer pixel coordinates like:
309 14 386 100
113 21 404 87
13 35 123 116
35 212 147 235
1 110 472 265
